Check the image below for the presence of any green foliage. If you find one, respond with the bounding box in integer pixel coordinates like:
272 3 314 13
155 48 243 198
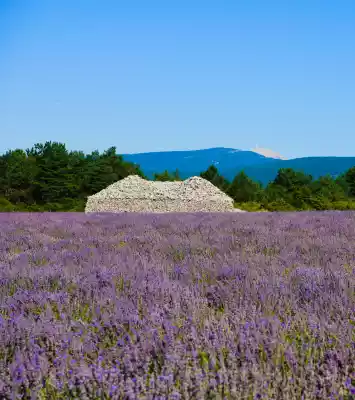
257 167 354 211
0 197 15 212
0 149 38 203
200 165 230 191
154 169 182 181
0 141 355 212
29 142 82 204
172 169 182 181
262 169 313 209
330 199 355 210
0 141 144 211
227 170 262 203
266 199 297 212
0 197 13 207
273 168 313 189
234 201 268 212
345 166 355 197
311 174 347 202
307 195 331 210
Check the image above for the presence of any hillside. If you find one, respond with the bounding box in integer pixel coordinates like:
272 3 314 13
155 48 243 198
231 157 355 186
121 147 277 179
121 148 355 185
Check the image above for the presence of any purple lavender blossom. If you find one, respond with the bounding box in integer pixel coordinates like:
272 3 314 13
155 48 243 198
0 211 353 398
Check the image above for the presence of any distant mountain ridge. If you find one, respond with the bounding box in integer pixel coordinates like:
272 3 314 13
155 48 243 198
122 147 275 181
121 147 355 186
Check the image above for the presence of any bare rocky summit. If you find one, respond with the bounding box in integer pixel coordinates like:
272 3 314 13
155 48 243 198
85 175 246 213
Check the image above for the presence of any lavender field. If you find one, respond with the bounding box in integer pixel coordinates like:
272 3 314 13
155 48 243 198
0 211 354 399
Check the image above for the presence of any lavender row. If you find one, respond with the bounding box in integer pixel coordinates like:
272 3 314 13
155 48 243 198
0 211 354 399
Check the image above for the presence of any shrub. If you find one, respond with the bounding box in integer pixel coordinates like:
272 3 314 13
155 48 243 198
0 197 15 212
266 198 296 211
307 195 332 211
235 201 268 212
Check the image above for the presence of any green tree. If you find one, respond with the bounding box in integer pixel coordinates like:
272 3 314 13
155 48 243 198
263 168 314 210
335 173 351 197
80 146 145 196
0 149 38 204
273 168 313 189
153 169 181 181
200 165 230 192
0 142 146 211
172 169 182 181
1 140 355 213
311 174 347 202
227 170 262 203
344 166 355 198
31 141 80 203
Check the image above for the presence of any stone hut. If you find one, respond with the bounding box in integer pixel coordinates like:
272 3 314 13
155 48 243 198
85 175 244 213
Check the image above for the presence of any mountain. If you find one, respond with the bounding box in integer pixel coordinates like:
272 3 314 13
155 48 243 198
121 147 276 179
231 157 355 186
121 147 355 186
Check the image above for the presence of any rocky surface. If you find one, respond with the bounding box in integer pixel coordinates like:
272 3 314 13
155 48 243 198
85 175 246 213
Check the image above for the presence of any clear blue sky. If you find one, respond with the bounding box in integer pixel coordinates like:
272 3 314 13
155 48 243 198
1 0 354 159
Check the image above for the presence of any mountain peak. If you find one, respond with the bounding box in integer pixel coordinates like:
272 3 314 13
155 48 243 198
251 147 287 160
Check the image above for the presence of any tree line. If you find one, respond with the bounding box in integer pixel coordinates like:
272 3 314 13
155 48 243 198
0 141 355 212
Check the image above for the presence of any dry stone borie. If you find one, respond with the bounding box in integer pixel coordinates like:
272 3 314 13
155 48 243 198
85 175 246 213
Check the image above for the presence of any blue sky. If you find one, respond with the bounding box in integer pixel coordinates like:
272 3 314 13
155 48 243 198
1 0 354 159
